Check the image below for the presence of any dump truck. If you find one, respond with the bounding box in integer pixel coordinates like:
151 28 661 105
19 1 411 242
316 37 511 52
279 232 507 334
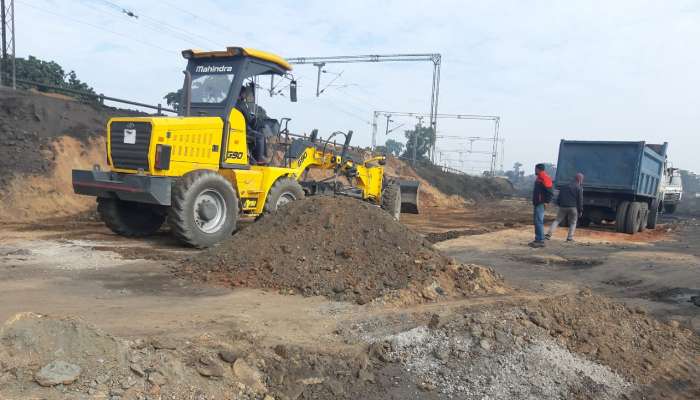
554 140 668 234
72 46 419 247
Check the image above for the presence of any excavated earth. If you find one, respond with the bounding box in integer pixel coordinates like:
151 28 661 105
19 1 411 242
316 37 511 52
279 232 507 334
0 87 140 189
1 291 698 400
174 196 505 305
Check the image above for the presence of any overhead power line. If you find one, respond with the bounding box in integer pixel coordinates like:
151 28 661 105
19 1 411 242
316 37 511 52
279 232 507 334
288 53 441 164
18 1 176 54
90 0 226 49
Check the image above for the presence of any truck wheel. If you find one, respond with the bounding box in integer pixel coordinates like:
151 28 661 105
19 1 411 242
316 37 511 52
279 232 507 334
638 203 649 232
264 178 305 214
664 203 677 214
615 201 630 233
97 197 165 237
381 184 402 220
624 202 643 234
169 170 238 248
647 199 660 229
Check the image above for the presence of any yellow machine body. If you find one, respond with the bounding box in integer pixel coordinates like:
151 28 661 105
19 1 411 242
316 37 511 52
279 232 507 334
72 46 418 248
106 115 385 216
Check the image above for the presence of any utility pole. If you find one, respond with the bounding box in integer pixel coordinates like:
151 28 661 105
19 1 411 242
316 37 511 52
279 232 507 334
0 0 15 88
313 62 325 97
412 116 424 166
384 114 393 136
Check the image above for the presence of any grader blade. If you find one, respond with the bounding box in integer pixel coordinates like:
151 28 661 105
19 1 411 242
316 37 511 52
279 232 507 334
398 180 420 214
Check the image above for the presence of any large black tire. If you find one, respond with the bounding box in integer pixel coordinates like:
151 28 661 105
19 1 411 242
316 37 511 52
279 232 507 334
664 203 677 214
647 199 660 229
381 184 402 220
97 197 165 237
263 178 305 214
615 201 630 233
624 201 643 234
638 203 649 232
168 170 238 248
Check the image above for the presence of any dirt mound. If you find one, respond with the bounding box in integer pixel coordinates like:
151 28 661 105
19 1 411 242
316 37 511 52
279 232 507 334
0 88 136 187
174 195 504 304
383 156 466 208
0 136 106 222
412 162 514 201
0 88 143 221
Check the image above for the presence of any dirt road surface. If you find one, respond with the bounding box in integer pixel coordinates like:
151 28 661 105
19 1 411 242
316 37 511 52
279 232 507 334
0 202 698 399
435 215 700 334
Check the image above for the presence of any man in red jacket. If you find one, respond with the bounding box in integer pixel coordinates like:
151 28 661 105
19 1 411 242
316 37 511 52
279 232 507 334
529 163 553 248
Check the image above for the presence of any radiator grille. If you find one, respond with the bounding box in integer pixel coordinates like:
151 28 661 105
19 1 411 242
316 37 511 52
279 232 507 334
109 121 152 170
664 192 681 202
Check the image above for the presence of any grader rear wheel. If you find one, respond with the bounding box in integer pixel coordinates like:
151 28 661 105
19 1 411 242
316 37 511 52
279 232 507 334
168 170 238 248
97 197 165 237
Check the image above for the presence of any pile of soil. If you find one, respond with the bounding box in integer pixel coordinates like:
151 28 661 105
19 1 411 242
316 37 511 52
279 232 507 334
412 162 514 201
174 195 504 304
383 156 467 208
0 88 144 221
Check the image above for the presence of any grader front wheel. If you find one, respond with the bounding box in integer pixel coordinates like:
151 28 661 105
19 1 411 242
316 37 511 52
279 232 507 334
168 170 239 248
263 178 305 214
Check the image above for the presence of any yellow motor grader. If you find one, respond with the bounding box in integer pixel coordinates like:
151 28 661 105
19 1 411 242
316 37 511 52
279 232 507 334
72 47 419 248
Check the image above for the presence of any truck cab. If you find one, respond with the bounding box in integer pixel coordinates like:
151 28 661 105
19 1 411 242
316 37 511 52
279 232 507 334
661 165 683 214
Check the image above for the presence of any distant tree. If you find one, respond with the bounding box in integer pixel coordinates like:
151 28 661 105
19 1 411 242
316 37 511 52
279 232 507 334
505 162 524 182
384 139 404 157
401 124 434 161
163 88 183 111
13 55 94 95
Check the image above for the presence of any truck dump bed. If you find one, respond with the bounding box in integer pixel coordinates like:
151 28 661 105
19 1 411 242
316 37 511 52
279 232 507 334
555 140 666 198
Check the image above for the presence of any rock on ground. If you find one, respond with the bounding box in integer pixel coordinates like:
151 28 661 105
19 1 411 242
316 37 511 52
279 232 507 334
34 360 81 386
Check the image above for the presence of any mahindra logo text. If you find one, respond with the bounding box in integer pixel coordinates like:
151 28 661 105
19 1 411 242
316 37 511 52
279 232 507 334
195 65 233 73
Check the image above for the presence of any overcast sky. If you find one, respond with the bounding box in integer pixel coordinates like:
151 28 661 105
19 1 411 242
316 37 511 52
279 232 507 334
16 0 700 174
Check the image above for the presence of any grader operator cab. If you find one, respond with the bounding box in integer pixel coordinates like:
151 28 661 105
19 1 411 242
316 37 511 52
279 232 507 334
72 47 419 248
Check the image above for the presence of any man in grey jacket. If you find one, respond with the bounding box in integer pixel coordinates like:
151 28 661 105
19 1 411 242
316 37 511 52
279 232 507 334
545 172 584 242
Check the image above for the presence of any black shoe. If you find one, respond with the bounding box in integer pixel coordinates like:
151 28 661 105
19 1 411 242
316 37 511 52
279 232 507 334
528 241 545 248
544 234 551 240
566 238 575 242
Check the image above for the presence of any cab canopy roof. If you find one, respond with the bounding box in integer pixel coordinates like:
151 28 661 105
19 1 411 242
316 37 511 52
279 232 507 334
181 47 292 71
